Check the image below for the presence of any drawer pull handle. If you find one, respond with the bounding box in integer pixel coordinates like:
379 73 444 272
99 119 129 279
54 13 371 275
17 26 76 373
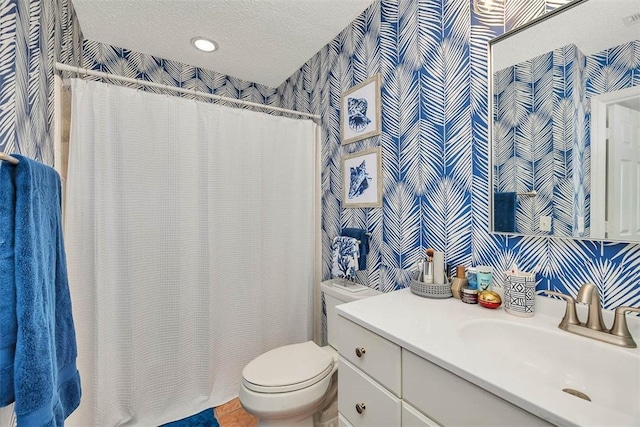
355 403 366 414
355 347 366 357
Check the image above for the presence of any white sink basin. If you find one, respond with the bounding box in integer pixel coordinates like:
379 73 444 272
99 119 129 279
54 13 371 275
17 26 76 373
458 318 640 423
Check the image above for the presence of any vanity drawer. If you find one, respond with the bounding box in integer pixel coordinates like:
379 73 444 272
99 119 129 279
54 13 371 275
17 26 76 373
402 401 442 427
339 357 401 427
402 350 551 427
337 316 401 395
338 413 354 427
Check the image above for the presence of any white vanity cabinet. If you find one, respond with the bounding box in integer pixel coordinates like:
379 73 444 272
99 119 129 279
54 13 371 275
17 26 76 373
338 357 401 426
337 314 402 426
402 350 550 426
337 315 550 426
337 312 401 394
337 315 434 426
401 402 440 427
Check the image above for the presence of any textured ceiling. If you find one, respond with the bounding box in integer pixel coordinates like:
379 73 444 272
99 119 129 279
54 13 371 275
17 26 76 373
71 0 375 88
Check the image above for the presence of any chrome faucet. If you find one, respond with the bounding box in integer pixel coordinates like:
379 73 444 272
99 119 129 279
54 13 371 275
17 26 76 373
546 284 639 348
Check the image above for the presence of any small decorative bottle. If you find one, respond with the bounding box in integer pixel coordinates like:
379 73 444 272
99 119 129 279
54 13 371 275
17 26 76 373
450 266 468 299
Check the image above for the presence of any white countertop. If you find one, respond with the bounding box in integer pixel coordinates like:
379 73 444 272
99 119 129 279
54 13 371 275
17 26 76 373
337 288 640 427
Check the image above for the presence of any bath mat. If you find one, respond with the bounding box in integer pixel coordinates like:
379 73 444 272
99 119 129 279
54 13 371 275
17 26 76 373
160 408 220 427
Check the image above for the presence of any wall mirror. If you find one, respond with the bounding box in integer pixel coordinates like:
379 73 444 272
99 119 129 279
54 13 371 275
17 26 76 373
489 0 640 242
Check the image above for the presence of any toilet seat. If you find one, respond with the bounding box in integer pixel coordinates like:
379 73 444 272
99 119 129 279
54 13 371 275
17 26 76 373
242 341 334 393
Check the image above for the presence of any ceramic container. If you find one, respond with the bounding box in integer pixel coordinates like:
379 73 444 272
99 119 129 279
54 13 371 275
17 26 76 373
504 271 536 317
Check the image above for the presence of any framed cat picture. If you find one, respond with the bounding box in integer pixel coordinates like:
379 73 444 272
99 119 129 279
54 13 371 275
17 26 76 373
341 74 381 145
342 147 382 208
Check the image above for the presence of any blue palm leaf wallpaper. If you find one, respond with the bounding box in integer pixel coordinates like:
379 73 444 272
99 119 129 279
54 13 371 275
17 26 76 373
469 3 639 309
0 0 17 157
0 0 80 164
494 46 575 237
1 0 639 315
278 0 640 310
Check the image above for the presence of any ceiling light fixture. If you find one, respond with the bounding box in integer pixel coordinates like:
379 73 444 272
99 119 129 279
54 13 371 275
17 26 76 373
191 37 218 52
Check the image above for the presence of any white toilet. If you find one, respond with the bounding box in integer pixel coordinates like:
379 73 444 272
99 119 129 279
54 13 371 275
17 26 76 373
239 279 380 427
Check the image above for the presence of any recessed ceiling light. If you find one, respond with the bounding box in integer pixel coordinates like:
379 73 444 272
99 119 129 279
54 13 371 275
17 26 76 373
191 37 218 52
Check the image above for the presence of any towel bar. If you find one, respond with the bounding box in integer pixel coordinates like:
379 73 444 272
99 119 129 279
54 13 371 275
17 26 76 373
0 152 19 165
517 190 537 197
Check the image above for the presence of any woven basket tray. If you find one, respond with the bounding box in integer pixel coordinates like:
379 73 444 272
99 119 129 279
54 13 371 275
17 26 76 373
409 271 452 299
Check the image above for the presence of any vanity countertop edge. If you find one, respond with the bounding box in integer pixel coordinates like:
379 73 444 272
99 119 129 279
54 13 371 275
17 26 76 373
336 288 640 427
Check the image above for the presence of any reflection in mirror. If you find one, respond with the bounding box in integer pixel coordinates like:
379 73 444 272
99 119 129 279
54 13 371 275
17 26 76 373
489 0 640 241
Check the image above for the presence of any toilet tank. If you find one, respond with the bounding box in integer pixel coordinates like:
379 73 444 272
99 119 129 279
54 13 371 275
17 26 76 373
320 279 381 349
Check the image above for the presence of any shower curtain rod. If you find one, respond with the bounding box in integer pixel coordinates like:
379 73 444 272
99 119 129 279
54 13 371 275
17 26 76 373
55 62 321 121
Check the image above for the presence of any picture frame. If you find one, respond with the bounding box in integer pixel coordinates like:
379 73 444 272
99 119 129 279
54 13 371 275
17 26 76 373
342 147 382 208
341 74 382 145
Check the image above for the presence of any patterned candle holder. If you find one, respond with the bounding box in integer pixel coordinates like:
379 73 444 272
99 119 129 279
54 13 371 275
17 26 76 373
504 271 536 317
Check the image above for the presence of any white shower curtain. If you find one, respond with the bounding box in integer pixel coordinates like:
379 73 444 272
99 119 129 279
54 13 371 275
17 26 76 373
64 79 317 426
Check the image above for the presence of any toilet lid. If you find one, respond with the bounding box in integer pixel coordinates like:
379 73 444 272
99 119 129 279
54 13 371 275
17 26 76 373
242 341 334 393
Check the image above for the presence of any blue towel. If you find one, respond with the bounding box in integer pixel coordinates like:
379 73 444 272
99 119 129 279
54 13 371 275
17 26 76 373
0 155 81 426
494 192 517 233
332 236 360 280
0 162 17 407
341 228 369 270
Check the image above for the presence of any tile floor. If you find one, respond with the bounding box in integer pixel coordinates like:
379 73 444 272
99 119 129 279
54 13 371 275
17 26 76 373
214 398 258 427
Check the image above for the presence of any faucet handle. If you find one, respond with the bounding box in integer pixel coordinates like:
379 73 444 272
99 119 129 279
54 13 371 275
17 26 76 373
545 291 581 328
609 306 640 348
